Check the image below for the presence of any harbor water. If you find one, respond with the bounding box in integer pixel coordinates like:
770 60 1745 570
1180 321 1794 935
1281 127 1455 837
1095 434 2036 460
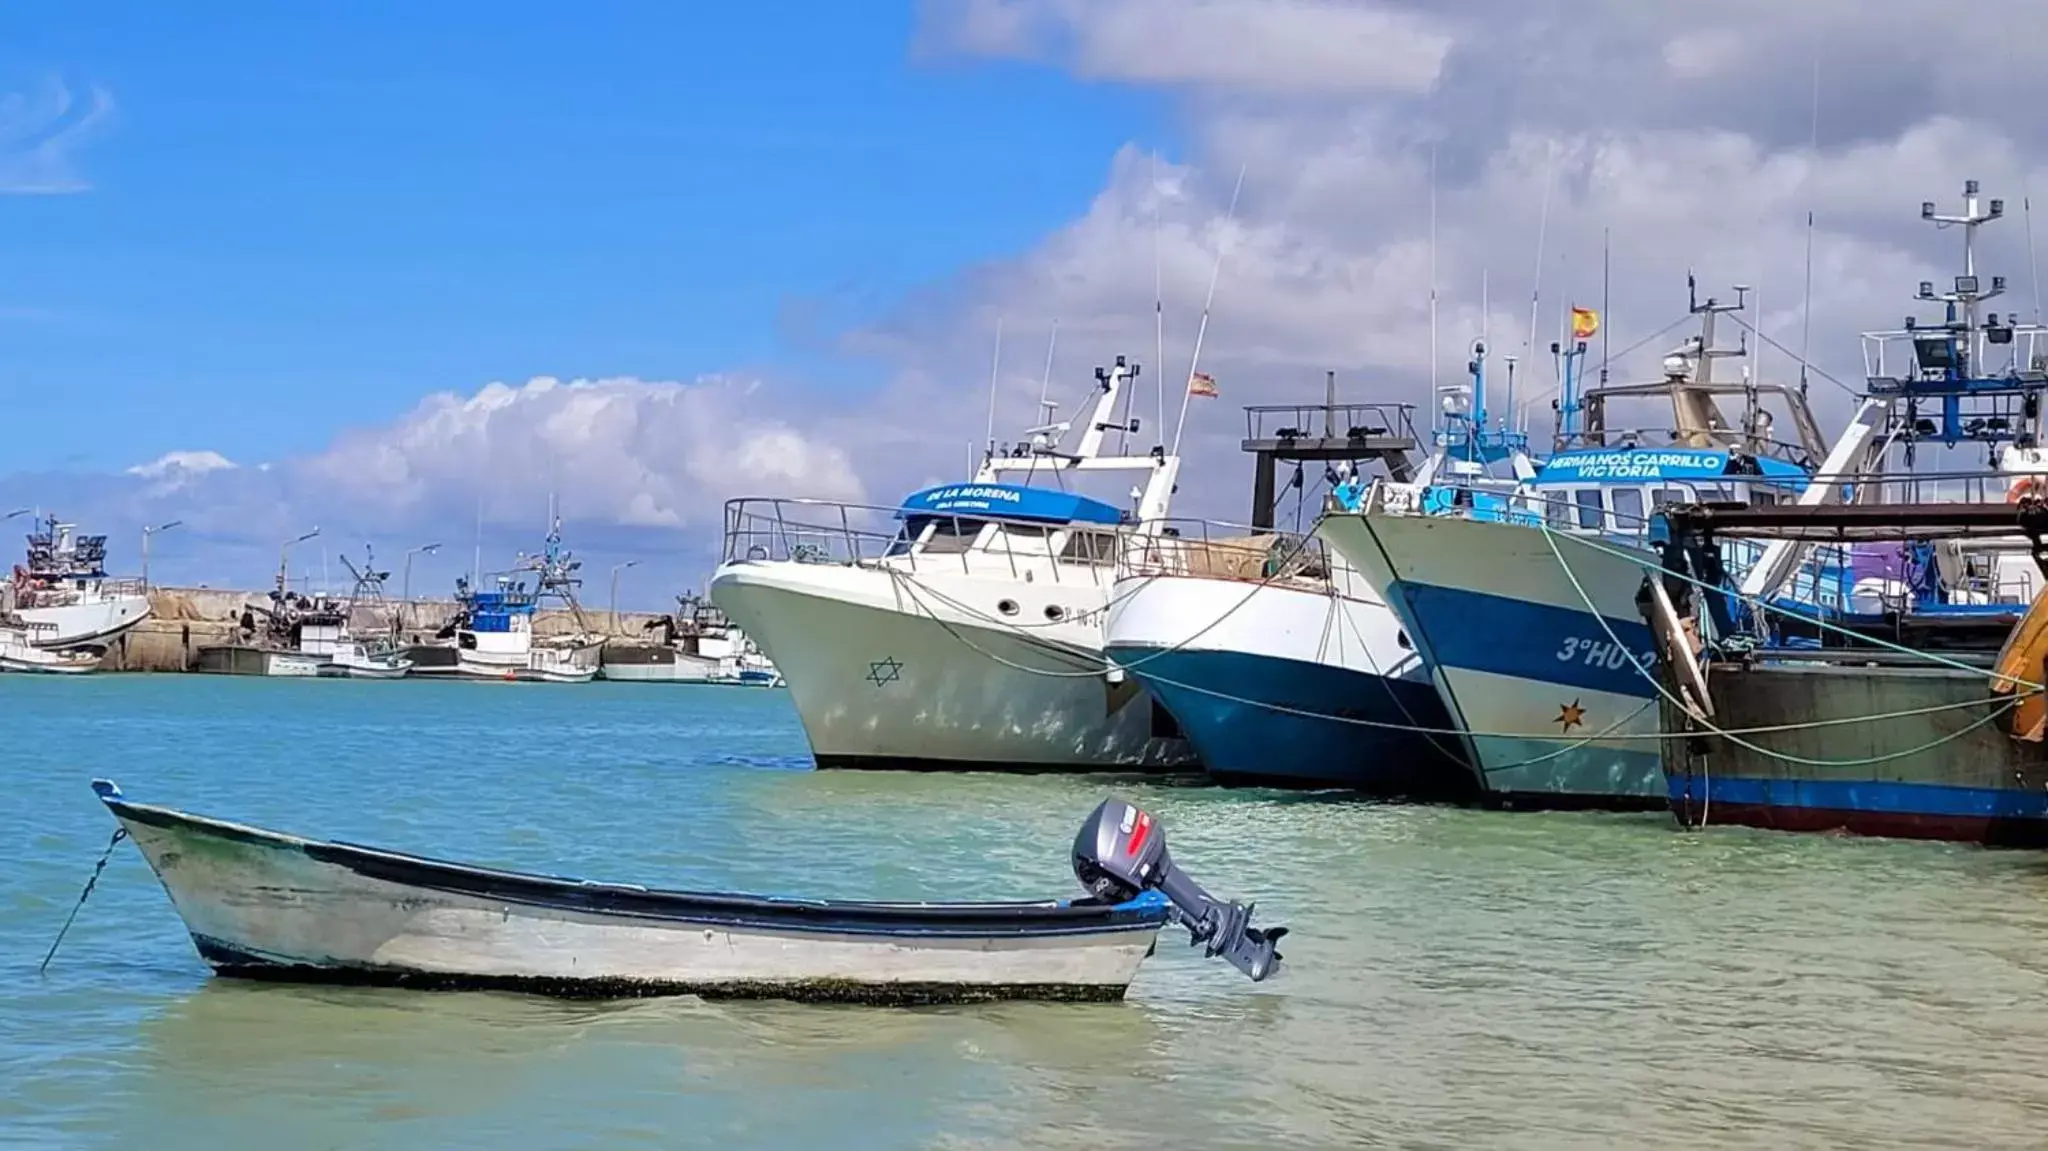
8 679 2048 1147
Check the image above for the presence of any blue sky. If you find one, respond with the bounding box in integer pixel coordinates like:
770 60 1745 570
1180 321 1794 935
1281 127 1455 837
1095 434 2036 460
0 0 2032 601
0 1 1167 470
0 1 1182 596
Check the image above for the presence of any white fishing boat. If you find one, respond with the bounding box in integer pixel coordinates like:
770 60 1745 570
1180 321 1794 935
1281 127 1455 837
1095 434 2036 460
7 514 151 651
599 592 783 685
0 617 103 673
90 780 1285 1002
1104 391 1472 795
711 354 1196 771
449 519 603 683
196 535 413 678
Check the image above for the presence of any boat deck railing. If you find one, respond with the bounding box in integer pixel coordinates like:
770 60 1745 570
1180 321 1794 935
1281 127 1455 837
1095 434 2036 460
16 576 146 608
720 496 1133 586
1114 517 1331 590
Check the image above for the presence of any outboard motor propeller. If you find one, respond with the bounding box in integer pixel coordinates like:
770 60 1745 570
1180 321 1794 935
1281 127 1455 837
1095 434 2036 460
1072 797 1286 982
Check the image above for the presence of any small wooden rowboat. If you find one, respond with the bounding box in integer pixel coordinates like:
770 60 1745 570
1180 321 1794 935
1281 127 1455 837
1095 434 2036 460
91 779 1171 1004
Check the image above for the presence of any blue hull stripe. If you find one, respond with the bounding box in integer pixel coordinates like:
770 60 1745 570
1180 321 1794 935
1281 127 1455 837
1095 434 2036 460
1109 645 1475 796
1386 580 1658 700
1670 774 2048 821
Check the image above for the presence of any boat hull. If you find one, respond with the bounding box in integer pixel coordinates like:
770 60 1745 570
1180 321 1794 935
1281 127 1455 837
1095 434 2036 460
710 560 1193 772
1667 663 2048 846
1317 512 1665 808
14 594 151 650
192 646 326 677
599 646 721 682
1104 573 1474 796
95 782 1167 1003
0 650 102 674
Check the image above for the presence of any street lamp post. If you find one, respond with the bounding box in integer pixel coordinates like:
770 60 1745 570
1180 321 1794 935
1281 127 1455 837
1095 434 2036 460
140 520 184 590
402 542 442 632
610 561 639 635
279 527 320 595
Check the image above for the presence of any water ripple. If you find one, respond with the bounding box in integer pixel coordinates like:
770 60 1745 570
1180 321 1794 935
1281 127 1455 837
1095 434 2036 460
4 675 2048 1148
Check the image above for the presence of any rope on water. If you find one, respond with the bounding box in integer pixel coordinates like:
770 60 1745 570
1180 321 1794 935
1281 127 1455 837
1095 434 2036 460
40 826 127 975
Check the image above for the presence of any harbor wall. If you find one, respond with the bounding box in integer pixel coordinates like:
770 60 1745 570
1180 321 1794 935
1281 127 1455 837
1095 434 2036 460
99 587 673 673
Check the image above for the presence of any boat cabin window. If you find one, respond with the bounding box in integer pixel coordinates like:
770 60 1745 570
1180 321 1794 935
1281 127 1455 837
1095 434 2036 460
1544 493 1573 529
1652 485 1691 509
1750 488 1781 507
1609 487 1644 530
904 514 986 555
1573 488 1604 531
1059 529 1120 565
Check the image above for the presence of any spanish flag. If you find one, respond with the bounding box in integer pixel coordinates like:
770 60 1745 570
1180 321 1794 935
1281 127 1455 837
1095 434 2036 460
1189 371 1219 398
1570 306 1600 341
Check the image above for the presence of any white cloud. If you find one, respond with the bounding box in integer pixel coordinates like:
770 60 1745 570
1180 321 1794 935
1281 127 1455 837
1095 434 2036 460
0 77 112 195
127 450 238 480
871 0 2048 521
298 374 867 530
924 0 1455 95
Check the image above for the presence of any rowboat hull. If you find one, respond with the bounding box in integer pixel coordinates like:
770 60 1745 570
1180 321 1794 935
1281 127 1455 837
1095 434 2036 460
93 781 1168 1003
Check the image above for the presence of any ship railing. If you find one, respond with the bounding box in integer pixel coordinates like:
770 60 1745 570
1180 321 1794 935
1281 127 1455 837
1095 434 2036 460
720 496 1135 587
1114 517 1332 589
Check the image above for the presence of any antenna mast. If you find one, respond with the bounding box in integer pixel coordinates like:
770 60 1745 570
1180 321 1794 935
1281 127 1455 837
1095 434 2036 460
1170 163 1247 458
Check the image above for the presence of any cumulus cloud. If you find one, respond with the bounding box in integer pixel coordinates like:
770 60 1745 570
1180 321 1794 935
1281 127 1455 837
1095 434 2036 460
19 0 2048 582
0 77 112 194
127 450 238 481
880 0 2048 520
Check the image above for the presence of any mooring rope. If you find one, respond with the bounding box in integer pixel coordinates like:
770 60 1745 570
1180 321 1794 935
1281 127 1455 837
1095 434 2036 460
39 826 127 975
887 547 2029 749
1536 521 2024 768
1548 525 2046 691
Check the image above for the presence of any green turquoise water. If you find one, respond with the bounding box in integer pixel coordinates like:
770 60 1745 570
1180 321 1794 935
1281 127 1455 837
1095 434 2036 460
6 676 2048 1148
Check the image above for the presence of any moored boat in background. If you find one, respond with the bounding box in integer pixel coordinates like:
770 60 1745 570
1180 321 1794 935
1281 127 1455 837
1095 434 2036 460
7 513 151 652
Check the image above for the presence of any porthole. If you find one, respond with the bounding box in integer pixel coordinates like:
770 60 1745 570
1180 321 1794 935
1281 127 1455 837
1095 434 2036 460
1044 604 1067 622
997 599 1020 616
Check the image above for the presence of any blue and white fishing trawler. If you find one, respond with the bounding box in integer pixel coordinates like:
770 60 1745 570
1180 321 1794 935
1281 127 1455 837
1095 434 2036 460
711 354 1196 772
1319 285 1830 807
449 519 604 683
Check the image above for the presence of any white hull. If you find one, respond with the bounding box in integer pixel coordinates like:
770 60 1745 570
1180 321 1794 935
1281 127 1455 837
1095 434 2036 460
1317 511 1665 804
103 789 1162 1000
319 660 412 680
14 594 151 650
455 640 602 683
265 652 326 678
599 652 722 682
711 560 1193 769
0 643 102 673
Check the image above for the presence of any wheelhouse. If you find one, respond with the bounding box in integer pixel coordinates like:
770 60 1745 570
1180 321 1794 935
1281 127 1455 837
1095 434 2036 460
885 483 1132 566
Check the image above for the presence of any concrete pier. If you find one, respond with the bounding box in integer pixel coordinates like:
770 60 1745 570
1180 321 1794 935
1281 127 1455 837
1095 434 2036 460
97 587 672 673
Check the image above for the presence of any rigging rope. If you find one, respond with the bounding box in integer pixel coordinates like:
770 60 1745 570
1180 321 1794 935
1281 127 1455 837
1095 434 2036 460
1536 520 2024 768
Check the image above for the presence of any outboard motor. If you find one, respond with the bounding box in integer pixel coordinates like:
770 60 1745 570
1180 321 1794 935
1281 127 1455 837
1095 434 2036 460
1072 797 1286 982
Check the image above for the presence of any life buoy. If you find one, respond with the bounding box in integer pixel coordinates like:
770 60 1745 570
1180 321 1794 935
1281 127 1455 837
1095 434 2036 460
2009 475 2048 504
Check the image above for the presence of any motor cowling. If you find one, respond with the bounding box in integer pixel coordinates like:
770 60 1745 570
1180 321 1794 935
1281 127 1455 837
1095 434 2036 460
1072 797 1286 982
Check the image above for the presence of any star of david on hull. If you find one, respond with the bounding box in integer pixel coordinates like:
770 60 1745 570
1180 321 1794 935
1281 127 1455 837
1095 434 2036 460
1556 699 1586 733
865 657 903 687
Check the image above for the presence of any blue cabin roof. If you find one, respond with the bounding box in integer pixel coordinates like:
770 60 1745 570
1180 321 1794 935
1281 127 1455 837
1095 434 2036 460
896 483 1126 526
1531 447 1809 488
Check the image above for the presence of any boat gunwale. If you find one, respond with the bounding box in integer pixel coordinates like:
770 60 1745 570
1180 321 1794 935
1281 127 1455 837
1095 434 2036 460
94 782 1170 938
